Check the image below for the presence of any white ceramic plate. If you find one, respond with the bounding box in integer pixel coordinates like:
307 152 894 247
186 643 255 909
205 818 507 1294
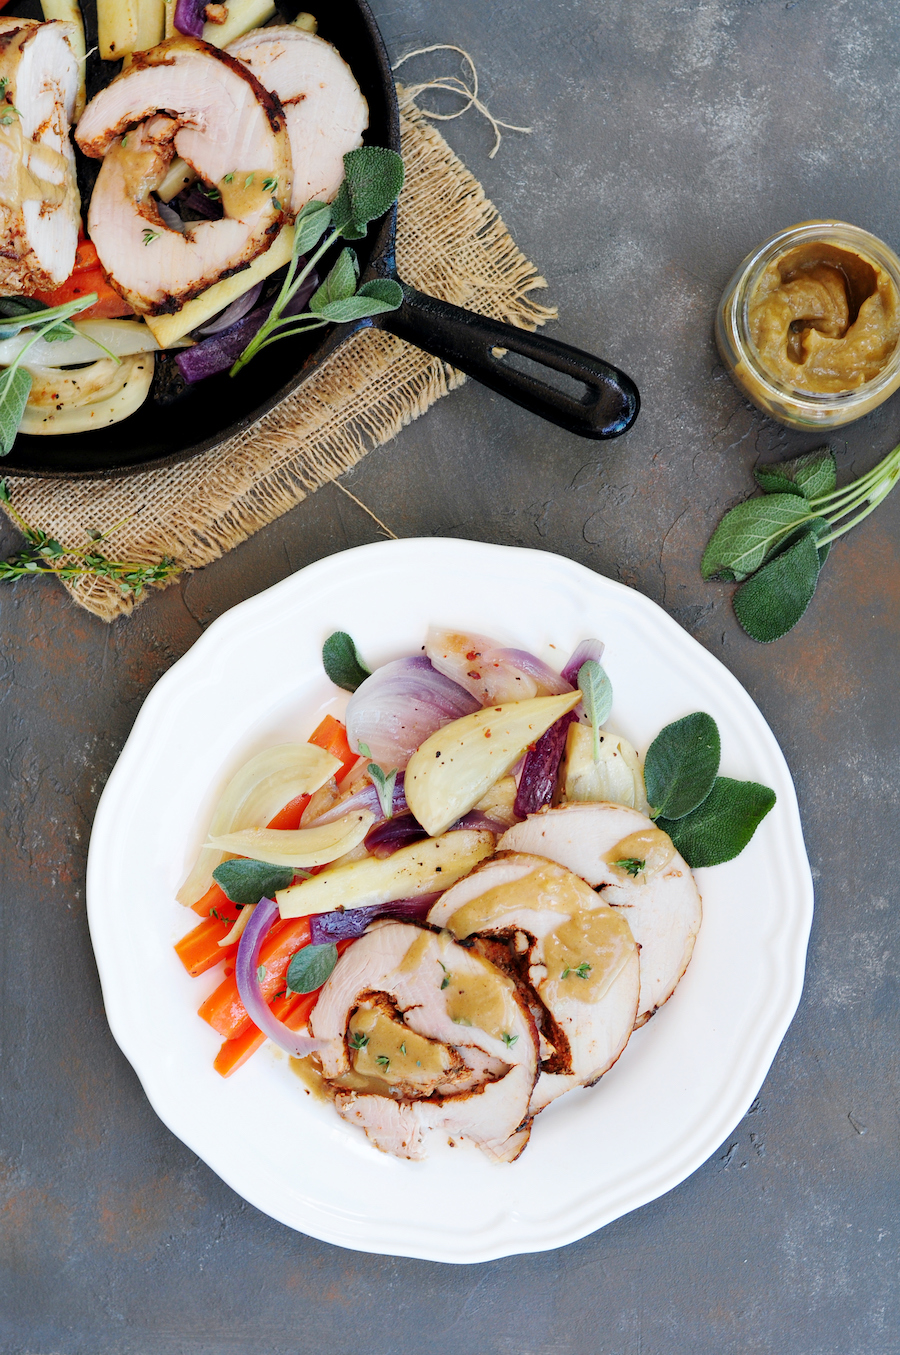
86 539 813 1263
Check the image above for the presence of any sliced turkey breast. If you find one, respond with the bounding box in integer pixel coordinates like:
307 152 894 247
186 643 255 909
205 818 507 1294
499 803 702 1027
227 26 368 211
0 19 80 293
430 853 640 1114
310 921 539 1161
75 37 291 315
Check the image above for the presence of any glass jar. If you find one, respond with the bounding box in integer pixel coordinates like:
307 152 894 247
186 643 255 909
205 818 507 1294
715 220 900 429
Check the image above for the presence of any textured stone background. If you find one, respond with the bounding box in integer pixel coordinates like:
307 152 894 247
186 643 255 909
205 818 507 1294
2 1 899 1352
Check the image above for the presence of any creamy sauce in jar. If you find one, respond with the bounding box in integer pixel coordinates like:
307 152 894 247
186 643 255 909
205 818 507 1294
748 241 900 394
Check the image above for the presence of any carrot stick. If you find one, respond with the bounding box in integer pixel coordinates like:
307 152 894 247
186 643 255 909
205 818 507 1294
212 953 349 1077
175 916 239 977
198 916 313 1038
213 989 308 1077
265 792 311 831
190 881 240 921
308 713 357 781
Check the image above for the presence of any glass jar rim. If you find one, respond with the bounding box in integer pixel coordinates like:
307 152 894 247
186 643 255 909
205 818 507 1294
726 219 900 411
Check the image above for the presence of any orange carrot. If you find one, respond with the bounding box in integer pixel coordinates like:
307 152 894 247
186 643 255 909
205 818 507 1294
213 989 316 1077
190 881 241 921
266 792 311 831
32 267 135 319
175 916 241 977
198 916 313 1039
309 714 357 781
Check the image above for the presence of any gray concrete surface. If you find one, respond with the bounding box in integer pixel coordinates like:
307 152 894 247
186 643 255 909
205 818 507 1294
2 1 899 1351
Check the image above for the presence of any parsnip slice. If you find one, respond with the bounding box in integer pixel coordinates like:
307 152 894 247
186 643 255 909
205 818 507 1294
202 0 276 46
560 722 650 813
404 692 581 836
208 809 376 868
276 830 495 919
144 225 293 348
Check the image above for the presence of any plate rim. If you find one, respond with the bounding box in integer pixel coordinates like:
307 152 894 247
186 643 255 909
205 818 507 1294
86 538 815 1261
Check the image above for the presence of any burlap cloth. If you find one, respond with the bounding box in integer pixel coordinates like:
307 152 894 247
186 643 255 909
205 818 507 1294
1 92 556 622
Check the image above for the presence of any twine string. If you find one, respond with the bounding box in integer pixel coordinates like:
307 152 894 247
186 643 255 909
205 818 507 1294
393 44 531 159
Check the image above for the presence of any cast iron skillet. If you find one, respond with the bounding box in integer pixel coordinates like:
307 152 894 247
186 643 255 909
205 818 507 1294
4 0 639 478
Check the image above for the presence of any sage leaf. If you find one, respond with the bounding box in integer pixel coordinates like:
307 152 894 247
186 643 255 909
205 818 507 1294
657 776 776 867
212 857 294 906
0 365 31 456
644 711 720 820
309 248 358 312
322 630 371 691
732 527 822 643
357 279 404 308
331 146 404 236
754 446 836 501
577 659 613 761
310 294 403 324
295 199 332 253
701 494 816 581
286 942 338 994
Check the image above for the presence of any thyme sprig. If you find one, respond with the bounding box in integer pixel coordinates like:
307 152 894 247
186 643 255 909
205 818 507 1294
0 481 181 597
230 146 405 376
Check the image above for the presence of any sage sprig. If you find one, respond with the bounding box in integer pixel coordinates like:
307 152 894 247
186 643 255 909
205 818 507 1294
702 442 900 642
0 481 180 597
230 146 404 377
322 630 371 691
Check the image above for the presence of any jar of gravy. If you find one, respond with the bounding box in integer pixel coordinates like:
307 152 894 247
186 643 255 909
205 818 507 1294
716 220 900 429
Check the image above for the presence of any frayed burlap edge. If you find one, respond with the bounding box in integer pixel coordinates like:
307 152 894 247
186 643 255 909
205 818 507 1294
2 91 557 622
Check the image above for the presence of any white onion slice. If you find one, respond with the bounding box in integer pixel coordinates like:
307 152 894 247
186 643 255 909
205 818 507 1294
176 743 342 906
345 657 479 770
207 809 376 868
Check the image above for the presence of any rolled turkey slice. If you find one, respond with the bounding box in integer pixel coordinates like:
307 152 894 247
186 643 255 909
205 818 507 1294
310 921 539 1162
75 37 291 315
227 26 368 211
499 803 702 1027
429 852 641 1115
0 19 80 292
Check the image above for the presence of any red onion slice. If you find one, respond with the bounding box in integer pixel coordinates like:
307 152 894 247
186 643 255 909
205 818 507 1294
365 810 427 857
198 282 263 335
306 773 408 828
514 710 578 818
235 898 325 1058
345 657 479 769
309 894 441 945
174 0 204 38
498 648 573 695
560 639 605 686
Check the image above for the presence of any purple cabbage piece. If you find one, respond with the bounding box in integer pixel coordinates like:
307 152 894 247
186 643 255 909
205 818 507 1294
365 811 428 858
176 305 270 382
560 639 605 686
173 0 204 38
309 894 442 945
178 185 223 220
514 710 578 818
175 264 319 384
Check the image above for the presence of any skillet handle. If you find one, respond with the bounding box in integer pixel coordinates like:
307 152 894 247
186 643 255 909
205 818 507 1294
377 281 639 439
